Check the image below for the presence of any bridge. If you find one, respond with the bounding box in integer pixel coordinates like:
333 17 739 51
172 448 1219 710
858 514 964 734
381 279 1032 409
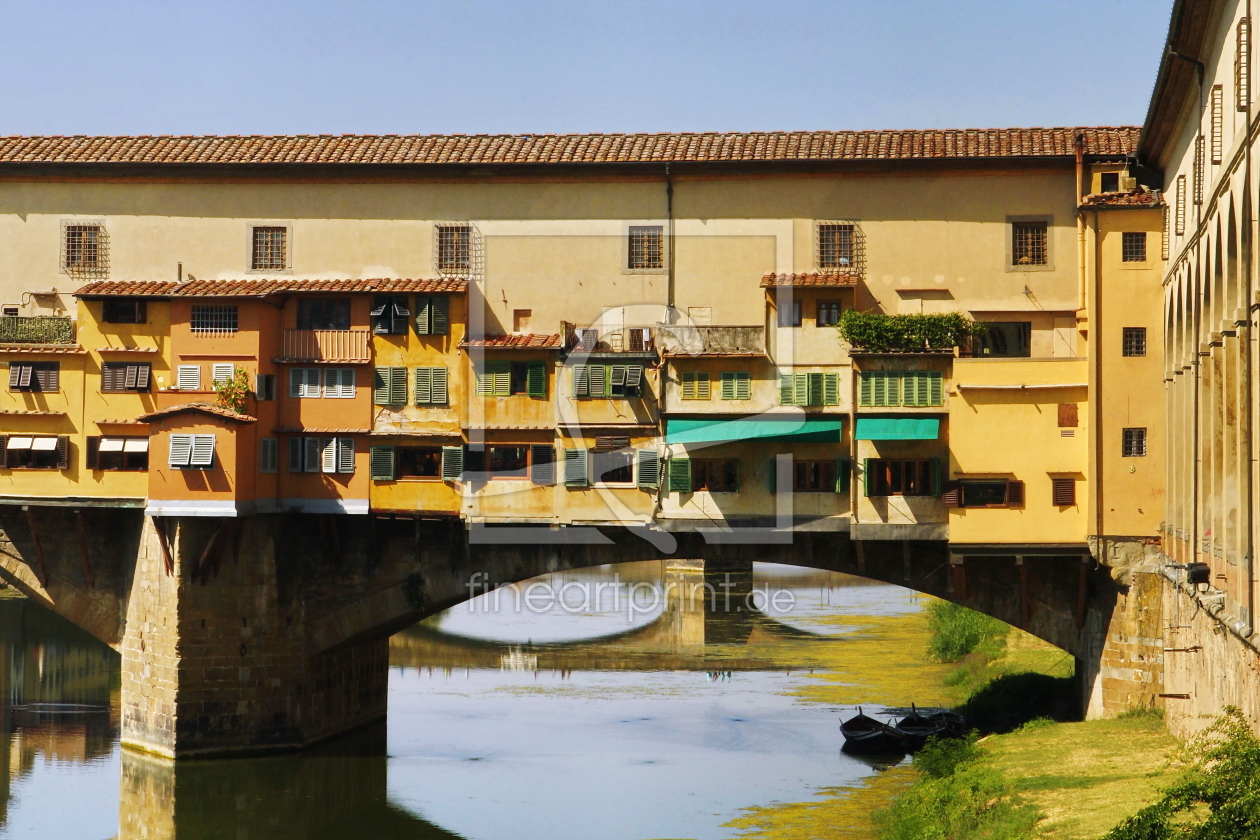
0 507 1156 758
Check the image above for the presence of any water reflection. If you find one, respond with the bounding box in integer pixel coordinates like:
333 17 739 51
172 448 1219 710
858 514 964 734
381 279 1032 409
0 562 920 840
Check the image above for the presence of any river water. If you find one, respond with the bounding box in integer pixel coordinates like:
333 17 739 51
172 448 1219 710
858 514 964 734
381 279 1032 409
0 562 922 840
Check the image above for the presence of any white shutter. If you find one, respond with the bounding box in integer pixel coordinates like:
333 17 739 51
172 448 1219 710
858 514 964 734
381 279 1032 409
212 363 234 384
304 368 322 398
189 434 216 467
321 437 337 473
168 434 193 467
304 437 321 473
289 368 303 398
177 365 201 391
337 437 355 474
324 368 354 398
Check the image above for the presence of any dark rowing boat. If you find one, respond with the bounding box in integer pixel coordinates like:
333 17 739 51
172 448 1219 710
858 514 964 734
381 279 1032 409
893 704 967 749
839 707 907 753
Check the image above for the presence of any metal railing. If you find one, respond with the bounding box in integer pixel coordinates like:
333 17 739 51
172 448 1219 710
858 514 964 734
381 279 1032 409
0 316 75 344
655 324 765 356
281 329 370 362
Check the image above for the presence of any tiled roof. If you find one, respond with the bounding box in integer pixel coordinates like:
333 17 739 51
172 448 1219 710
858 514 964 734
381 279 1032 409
136 402 257 424
461 334 563 349
1079 188 1165 208
273 427 369 434
761 272 861 288
0 344 88 354
1 129 1139 167
75 278 468 297
0 409 66 416
96 346 159 353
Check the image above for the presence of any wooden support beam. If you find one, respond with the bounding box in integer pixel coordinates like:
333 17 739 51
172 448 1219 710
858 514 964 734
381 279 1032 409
152 516 174 576
194 521 227 584
1017 555 1030 625
949 554 967 600
23 507 47 586
75 510 94 589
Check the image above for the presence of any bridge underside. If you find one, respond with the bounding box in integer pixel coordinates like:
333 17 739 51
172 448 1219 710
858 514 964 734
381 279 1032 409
0 507 1136 758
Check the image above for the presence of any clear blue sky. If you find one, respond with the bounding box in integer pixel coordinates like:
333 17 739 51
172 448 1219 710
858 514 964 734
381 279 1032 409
0 0 1173 136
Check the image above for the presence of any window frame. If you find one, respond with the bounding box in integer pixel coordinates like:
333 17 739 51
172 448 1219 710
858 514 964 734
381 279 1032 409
61 220 107 278
4 435 69 470
1122 327 1147 357
8 362 60 393
87 436 150 472
816 300 843 327
777 299 803 328
970 322 1032 358
248 223 292 273
435 224 472 274
624 223 666 273
866 459 935 497
1006 216 1054 271
487 444 531 480
101 362 152 393
296 298 351 330
1121 231 1148 263
101 298 146 324
793 460 837 493
590 449 635 487
1122 427 1148 457
692 458 740 493
395 445 444 480
189 305 239 335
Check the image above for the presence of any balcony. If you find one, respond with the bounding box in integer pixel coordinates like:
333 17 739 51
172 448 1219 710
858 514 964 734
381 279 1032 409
0 316 75 345
656 325 765 357
280 329 370 363
563 324 656 355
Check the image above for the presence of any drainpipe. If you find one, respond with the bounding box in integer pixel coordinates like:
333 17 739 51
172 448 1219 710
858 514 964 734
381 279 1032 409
1244 0 1256 621
666 165 676 316
1093 208 1105 546
1076 135 1087 311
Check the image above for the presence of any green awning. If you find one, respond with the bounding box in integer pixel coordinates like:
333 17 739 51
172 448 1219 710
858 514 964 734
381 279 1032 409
666 417 843 444
855 417 940 440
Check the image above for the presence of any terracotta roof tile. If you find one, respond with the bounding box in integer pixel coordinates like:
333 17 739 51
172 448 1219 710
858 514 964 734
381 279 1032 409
75 277 468 297
136 402 257 424
761 272 862 288
0 409 66 416
1079 188 1165 208
0 344 87 354
2 129 1139 167
460 334 562 350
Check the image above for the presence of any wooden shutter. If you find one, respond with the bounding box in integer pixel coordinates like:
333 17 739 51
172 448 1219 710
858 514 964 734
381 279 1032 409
390 367 408 405
1052 478 1076 506
610 364 627 395
86 436 100 470
212 363 234 384
190 435 215 467
837 459 851 493
135 364 151 391
595 435 630 451
414 296 431 335
373 367 391 404
430 367 448 404
863 458 873 497
288 437 304 472
720 371 736 400
331 368 354 398
255 373 268 400
693 372 710 400
304 437 322 473
767 458 777 494
928 372 943 406
33 364 59 393
495 362 512 397
859 372 873 406
297 367 310 399
682 372 697 400
573 365 590 398
780 374 795 405
668 457 692 493
530 444 555 485
588 364 607 398
930 458 942 497
475 364 494 397
823 373 839 406
441 446 463 481
177 365 200 391
1058 404 1079 428
735 372 751 400
260 438 278 473
54 436 68 469
168 434 193 467
414 367 432 404
807 373 824 406
901 372 921 407
370 445 395 480
527 362 546 398
870 372 885 406
636 450 661 490
336 438 355 474
431 296 450 335
792 373 808 407
319 438 337 473
626 365 644 396
1006 480 1025 507
7 364 21 390
564 448 589 487
123 363 139 390
941 481 962 507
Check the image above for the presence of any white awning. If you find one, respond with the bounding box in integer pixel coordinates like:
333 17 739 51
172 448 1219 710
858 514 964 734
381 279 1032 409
31 437 58 451
6 436 32 450
99 438 125 452
123 438 149 453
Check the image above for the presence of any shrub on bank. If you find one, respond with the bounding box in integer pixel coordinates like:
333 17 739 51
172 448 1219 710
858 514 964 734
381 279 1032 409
925 601 1008 663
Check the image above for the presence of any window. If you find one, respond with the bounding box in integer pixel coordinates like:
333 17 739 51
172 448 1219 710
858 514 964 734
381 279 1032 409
287 437 354 474
972 322 1031 358
297 299 350 330
101 362 151 393
628 225 663 269
323 368 355 399
190 305 238 335
8 362 59 392
866 459 935 497
176 365 202 391
780 372 840 406
1122 231 1147 263
291 368 322 399
794 460 837 492
414 296 451 336
255 374 276 401
778 300 803 327
1058 403 1079 428
373 367 408 405
488 445 529 479
817 300 842 326
259 438 278 474
693 459 739 492
680 371 711 400
436 224 471 273
251 226 287 270
168 434 216 469
1123 327 1147 357
818 223 855 269
1011 221 1048 266
1122 428 1147 457
478 361 547 397
592 450 634 485
1175 175 1187 235
513 309 532 333
1052 477 1076 506
86 436 149 471
63 222 105 275
1099 172 1120 192
1194 135 1205 205
413 367 449 404
1 307 16 317
1211 85 1224 164
397 446 442 479
858 371 942 407
1238 17 1251 111
371 296 410 335
2 436 68 470
102 299 146 324
212 363 235 385
962 481 1011 507
289 367 352 398
720 371 751 400
573 364 640 399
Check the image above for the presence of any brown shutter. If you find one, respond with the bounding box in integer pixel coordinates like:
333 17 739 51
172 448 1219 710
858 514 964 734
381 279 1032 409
0 436 7 468
941 481 961 507
135 364 151 391
56 436 69 469
594 435 630 451
17 364 32 389
7 365 20 390
1006 480 1025 507
124 364 139 390
86 436 100 469
1057 404 1078 428
35 364 58 392
1052 478 1075 506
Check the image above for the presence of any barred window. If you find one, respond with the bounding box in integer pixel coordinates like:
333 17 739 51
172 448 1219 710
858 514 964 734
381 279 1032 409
628 226 663 269
818 223 854 269
1012 222 1048 266
251 226 287 270
1122 427 1147 457
1122 231 1147 263
1122 327 1147 357
436 224 471 273
65 224 101 269
190 305 238 334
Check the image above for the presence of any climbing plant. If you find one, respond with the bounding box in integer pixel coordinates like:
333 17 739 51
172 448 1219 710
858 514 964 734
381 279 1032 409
838 310 987 353
214 368 252 415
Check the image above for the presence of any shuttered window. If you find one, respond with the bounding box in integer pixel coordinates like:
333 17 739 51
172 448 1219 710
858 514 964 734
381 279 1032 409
255 374 276 401
1052 478 1076 506
288 437 355 474
414 296 451 336
530 444 555 485
681 371 710 400
668 457 692 493
101 362 152 393
441 446 463 481
780 372 840 406
291 367 322 399
572 364 639 399
413 367 449 404
174 365 201 391
475 362 511 397
858 371 943 407
864 459 939 497
370 445 395 480
720 371 751 400
5 435 69 469
526 362 547 398
169 434 215 468
564 449 589 487
373 367 408 405
9 362 60 393
371 296 410 335
323 368 355 398
259 438 279 473
636 450 661 490
303 437 322 473
212 363 235 385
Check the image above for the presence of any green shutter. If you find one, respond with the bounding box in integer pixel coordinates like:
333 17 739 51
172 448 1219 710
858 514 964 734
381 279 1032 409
415 297 431 335
863 458 873 497
886 373 902 407
527 362 546 398
530 444 555 485
780 374 795 405
493 362 510 397
414 368 432 404
441 446 463 481
668 457 692 493
767 458 778 494
625 364 644 396
931 458 942 497
431 296 450 335
872 372 886 406
928 372 943 406
682 372 697 399
430 367 448 404
573 365 590 398
589 364 608 397
859 372 874 407
807 373 824 407
370 446 395 481
694 373 710 400
610 364 627 395
373 367 392 405
564 448 589 487
735 372 751 400
389 367 407 405
793 374 808 406
636 450 661 490
823 373 839 406
720 371 736 400
837 459 851 493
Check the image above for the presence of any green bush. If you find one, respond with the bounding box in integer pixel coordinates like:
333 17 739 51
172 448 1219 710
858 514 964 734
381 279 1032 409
914 733 982 779
838 310 987 353
925 601 1009 663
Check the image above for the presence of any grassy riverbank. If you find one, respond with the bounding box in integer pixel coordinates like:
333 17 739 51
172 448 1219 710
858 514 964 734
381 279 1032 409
726 600 1182 840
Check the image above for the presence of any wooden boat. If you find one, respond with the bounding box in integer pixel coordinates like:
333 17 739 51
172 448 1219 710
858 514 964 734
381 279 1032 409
893 705 966 749
840 707 907 753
